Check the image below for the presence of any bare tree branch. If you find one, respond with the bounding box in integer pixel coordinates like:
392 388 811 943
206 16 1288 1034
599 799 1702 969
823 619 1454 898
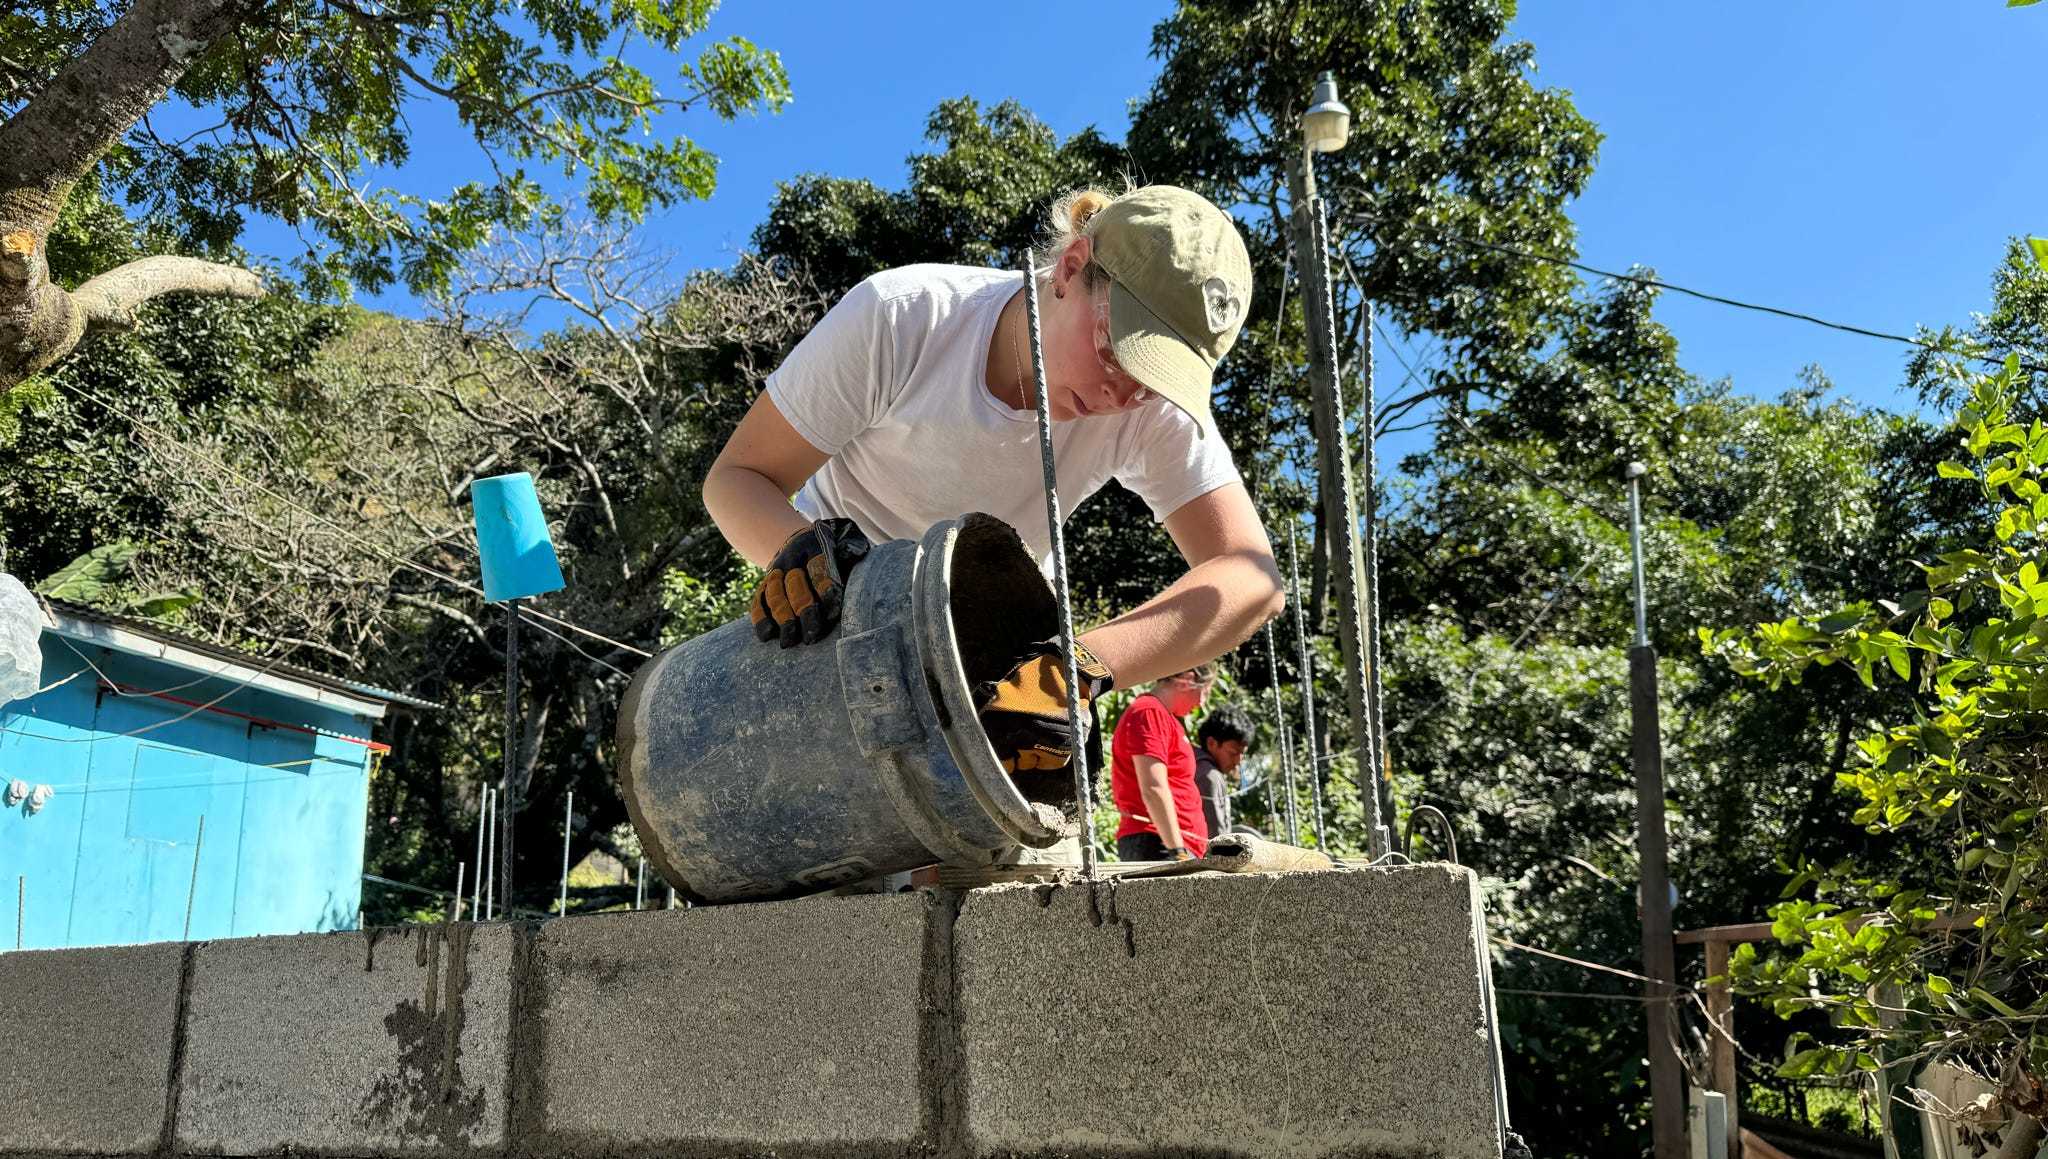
73 255 266 333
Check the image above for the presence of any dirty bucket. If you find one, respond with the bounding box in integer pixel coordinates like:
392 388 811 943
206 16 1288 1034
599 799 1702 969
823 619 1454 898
617 514 1077 903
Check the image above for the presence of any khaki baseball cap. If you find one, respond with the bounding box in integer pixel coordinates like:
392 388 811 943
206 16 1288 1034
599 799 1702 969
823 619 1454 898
1084 185 1253 435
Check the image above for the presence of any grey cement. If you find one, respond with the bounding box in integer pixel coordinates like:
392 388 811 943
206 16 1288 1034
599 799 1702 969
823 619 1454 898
952 866 1505 1159
0 942 185 1155
521 891 942 1156
174 923 515 1156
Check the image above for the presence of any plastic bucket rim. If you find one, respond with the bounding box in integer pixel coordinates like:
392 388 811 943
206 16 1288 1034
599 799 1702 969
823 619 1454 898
914 517 1070 848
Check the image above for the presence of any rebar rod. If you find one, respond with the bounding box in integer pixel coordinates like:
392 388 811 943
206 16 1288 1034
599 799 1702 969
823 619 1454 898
500 600 519 917
1292 184 1388 856
1358 298 1389 835
558 790 574 917
1264 620 1300 844
1019 262 1096 878
1287 525 1327 846
182 815 206 940
471 788 487 917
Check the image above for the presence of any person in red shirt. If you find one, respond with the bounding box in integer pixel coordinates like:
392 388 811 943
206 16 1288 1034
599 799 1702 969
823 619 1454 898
1109 665 1215 861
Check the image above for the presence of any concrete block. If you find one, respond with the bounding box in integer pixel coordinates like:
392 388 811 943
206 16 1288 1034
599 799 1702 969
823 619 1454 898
524 891 947 1156
0 941 186 1155
954 866 1506 1159
175 923 516 1155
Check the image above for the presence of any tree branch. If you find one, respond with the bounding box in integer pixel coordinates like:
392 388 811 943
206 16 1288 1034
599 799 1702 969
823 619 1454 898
0 0 244 232
73 255 266 333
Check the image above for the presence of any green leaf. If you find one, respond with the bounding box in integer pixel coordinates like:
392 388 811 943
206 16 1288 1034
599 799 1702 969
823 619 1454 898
128 591 202 619
2013 0 2045 9
2032 236 2048 268
1819 608 1866 635
34 541 140 603
1938 461 1978 480
1969 987 2024 1018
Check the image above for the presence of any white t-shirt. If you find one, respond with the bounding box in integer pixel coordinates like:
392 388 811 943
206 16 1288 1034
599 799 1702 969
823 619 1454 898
765 264 1241 567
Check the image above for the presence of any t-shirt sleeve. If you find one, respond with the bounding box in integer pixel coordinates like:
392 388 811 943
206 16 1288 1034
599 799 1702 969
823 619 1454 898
1114 402 1243 523
764 277 899 456
1112 699 1180 763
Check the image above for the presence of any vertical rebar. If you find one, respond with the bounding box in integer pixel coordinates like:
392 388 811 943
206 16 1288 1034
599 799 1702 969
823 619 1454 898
182 815 206 941
471 788 487 917
15 875 22 950
1290 170 1388 857
1287 525 1327 845
558 790 574 917
500 600 520 919
1264 621 1300 844
666 885 676 910
1358 305 1390 833
635 857 647 910
1019 262 1096 879
482 787 497 921
451 862 466 922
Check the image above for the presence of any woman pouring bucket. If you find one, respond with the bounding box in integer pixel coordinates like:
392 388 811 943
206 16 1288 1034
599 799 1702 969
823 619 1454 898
703 184 1284 814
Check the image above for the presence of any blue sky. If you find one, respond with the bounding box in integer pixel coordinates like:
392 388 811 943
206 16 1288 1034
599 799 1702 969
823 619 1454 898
211 2 2047 444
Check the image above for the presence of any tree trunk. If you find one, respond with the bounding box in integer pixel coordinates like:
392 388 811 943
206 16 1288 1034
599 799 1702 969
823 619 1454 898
0 0 262 392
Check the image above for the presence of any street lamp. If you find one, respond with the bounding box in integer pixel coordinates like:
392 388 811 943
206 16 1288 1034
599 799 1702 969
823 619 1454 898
1286 71 1390 859
1302 71 1352 156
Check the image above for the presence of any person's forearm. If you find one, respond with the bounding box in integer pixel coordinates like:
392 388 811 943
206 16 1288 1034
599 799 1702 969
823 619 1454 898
1136 767 1186 852
1079 550 1283 688
703 462 813 567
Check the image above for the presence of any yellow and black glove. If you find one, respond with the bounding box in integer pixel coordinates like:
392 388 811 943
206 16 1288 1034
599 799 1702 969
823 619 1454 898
976 640 1114 774
749 518 871 648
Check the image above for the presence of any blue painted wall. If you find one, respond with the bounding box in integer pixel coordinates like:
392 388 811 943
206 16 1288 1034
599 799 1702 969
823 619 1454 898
0 634 375 949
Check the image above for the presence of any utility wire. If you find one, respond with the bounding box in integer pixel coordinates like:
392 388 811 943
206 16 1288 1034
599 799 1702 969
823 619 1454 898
1493 935 1667 987
8 646 301 744
1346 207 2048 377
50 378 653 661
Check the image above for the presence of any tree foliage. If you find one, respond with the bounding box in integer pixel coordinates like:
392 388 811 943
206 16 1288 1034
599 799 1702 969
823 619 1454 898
0 0 787 391
1707 355 2048 1140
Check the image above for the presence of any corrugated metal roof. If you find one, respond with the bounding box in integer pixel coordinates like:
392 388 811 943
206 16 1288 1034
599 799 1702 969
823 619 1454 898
39 597 444 713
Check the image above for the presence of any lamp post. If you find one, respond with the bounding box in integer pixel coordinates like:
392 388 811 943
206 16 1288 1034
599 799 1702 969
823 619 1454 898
1288 71 1389 857
1627 461 1686 1159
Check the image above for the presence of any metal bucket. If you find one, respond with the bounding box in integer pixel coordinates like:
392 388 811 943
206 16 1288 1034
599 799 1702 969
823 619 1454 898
617 514 1075 903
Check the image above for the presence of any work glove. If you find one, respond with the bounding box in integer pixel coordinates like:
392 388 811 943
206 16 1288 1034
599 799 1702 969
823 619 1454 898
976 639 1114 774
749 518 871 648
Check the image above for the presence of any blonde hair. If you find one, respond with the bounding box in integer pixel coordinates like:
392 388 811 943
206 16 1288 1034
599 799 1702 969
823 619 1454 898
1030 186 1121 285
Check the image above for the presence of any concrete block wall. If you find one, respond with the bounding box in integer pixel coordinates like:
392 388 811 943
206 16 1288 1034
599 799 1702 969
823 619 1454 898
0 865 1506 1159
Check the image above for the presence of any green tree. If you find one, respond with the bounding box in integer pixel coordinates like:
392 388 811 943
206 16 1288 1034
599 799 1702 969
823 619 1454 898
1124 0 1600 617
0 0 787 391
1706 354 2047 1159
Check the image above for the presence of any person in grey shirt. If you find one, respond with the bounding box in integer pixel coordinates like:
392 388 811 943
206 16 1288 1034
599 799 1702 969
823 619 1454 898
1192 708 1251 844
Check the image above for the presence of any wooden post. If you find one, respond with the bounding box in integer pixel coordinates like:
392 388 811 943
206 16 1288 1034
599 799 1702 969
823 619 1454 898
1706 938 1741 1159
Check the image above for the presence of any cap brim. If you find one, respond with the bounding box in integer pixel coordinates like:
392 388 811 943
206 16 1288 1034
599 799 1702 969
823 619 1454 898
1108 281 1214 436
